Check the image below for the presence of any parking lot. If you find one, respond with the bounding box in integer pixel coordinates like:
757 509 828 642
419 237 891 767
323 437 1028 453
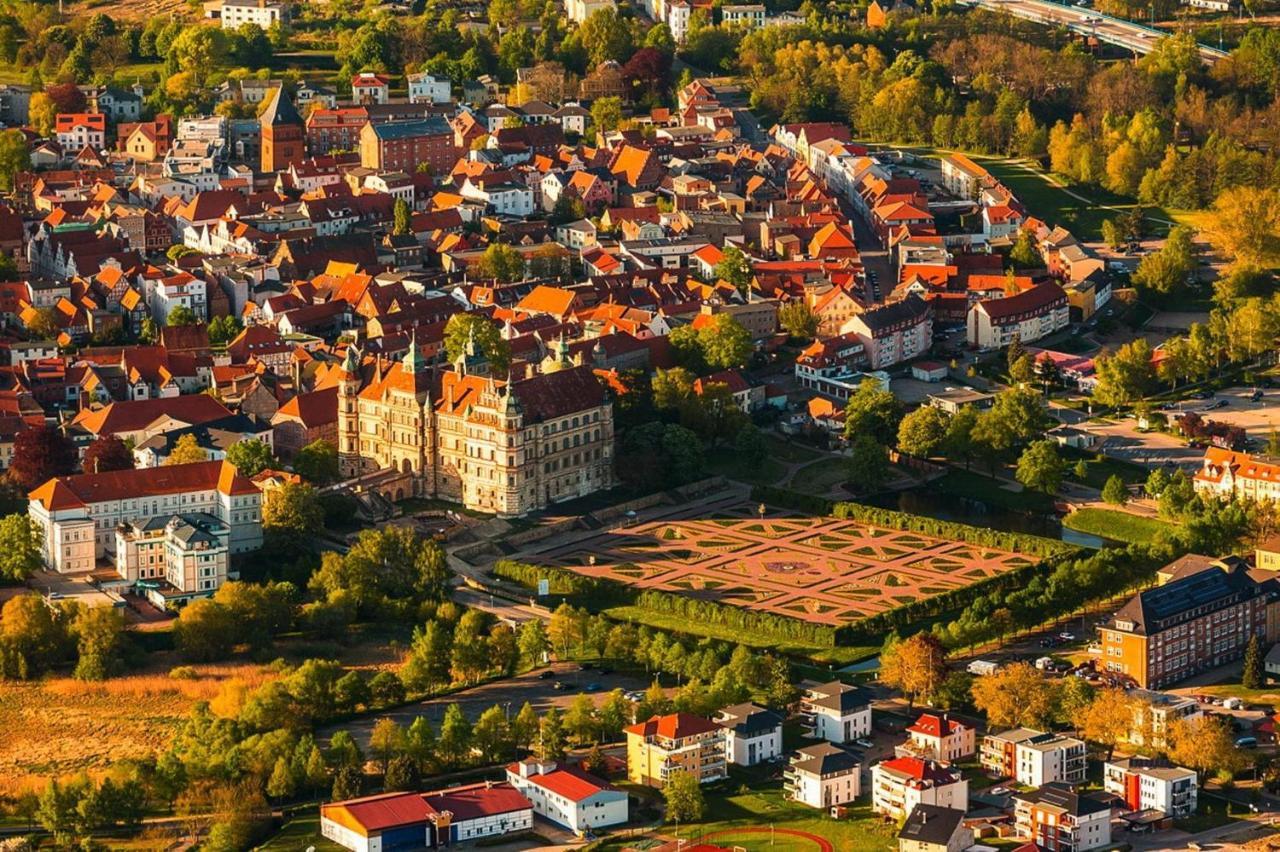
1170 385 1280 446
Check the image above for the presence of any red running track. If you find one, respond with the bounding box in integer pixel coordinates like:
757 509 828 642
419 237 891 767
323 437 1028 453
701 827 835 852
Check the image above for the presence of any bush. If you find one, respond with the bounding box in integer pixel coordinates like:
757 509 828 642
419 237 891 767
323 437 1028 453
169 666 199 680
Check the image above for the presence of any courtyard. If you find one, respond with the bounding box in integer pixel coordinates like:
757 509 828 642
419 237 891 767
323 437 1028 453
525 500 1037 627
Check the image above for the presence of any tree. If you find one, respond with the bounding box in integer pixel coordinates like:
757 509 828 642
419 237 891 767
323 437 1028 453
843 379 903 444
0 514 43 582
383 755 419 792
777 300 818 340
941 406 979 470
0 592 69 679
169 25 230 87
174 598 238 662
263 481 323 544
400 620 453 692
0 129 30 192
846 435 889 494
24 306 59 340
734 424 768 468
225 439 275 477
713 245 753 296
266 757 296 800
697 313 752 370
1244 634 1264 690
512 702 540 750
474 242 525 284
1009 229 1040 268
1093 338 1157 408
165 434 207 466
438 703 473 767
73 605 127 681
167 305 200 327
578 7 633 66
1074 688 1136 759
472 704 512 763
880 634 947 709
897 406 949 458
518 619 550 667
589 96 624 134
1132 226 1195 295
28 92 56 137
1168 715 1246 776
1102 475 1129 506
1015 440 1065 495
662 770 704 822
8 425 76 490
1201 185 1280 270
292 439 339 485
536 707 567 761
370 718 404 775
971 662 1060 730
443 313 511 373
331 765 363 801
393 198 412 236
450 610 492 683
1101 218 1124 251
83 435 133 474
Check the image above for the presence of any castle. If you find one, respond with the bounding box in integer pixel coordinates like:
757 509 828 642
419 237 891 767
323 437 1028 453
335 335 616 517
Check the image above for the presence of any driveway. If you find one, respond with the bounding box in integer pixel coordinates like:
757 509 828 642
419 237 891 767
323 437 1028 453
1085 419 1203 471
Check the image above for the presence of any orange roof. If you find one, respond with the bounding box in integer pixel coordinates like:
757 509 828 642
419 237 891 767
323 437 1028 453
70 395 233 436
624 712 721 740
29 460 257 511
515 285 577 318
274 387 338 429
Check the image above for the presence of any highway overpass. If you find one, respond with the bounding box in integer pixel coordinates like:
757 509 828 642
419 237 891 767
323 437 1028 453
965 0 1229 66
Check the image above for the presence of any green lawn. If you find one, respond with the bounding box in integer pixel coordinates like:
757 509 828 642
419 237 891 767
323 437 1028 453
1062 508 1176 546
1175 794 1243 833
707 447 788 485
675 783 898 852
935 469 1056 514
602 605 878 666
1062 449 1150 489
259 815 345 852
789 458 849 495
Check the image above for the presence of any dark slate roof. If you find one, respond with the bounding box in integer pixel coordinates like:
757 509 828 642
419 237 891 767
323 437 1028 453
1014 782 1112 817
898 805 966 846
1108 559 1262 636
260 87 303 127
856 294 930 335
805 680 871 713
790 742 860 776
716 702 783 737
370 118 452 140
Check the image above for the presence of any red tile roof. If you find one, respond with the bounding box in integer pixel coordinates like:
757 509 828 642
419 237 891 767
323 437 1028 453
908 713 968 739
29 459 257 511
322 792 433 836
71 394 233 436
422 783 531 820
624 712 722 740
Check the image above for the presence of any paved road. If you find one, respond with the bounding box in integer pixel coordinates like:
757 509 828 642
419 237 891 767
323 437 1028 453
966 0 1227 65
320 661 656 750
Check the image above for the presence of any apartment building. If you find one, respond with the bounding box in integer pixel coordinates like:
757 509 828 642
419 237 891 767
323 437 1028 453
722 3 767 26
799 680 872 744
624 712 727 788
115 512 230 607
28 460 262 573
967 281 1069 350
871 757 968 821
939 153 990 201
360 118 457 174
408 73 452 104
901 713 976 764
351 73 392 105
55 113 106 152
1012 783 1112 852
1127 689 1202 748
1099 557 1267 689
784 743 860 809
843 295 932 370
1104 757 1197 818
1194 447 1280 502
504 759 628 832
897 805 973 852
219 0 288 29
981 728 1086 787
714 702 783 766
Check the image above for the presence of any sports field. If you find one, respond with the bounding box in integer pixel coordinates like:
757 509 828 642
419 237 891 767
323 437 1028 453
530 501 1036 626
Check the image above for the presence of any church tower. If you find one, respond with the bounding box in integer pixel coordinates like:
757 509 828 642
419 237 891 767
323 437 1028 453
336 344 362 478
260 87 305 174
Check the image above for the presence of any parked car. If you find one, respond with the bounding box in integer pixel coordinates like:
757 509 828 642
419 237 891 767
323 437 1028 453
854 737 874 749
1236 736 1258 748
1252 389 1264 402
583 682 602 693
537 670 555 680
552 681 571 691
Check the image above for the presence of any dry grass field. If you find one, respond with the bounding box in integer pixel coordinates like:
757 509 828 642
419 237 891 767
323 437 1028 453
0 663 277 796
67 0 199 22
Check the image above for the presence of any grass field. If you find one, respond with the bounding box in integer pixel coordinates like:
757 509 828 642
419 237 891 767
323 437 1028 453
935 469 1056 514
0 663 277 796
1062 508 1176 545
707 448 789 486
603 604 878 666
788 459 850 496
1062 449 1151 490
676 784 898 852
259 815 345 852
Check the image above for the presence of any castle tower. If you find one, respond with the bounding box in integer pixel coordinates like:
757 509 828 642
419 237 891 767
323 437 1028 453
336 344 362 478
260 87 305 175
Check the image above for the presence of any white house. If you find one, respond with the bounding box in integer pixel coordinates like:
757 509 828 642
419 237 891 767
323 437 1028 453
1013 783 1112 851
218 0 288 28
27 460 263 574
714 702 783 766
556 219 598 251
351 72 391 105
901 713 976 765
784 743 861 809
504 759 628 832
408 73 452 104
459 177 535 217
115 512 230 607
321 785 534 852
722 4 766 27
981 728 1087 787
871 757 968 821
800 680 872 744
898 805 973 852
1104 757 1197 818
